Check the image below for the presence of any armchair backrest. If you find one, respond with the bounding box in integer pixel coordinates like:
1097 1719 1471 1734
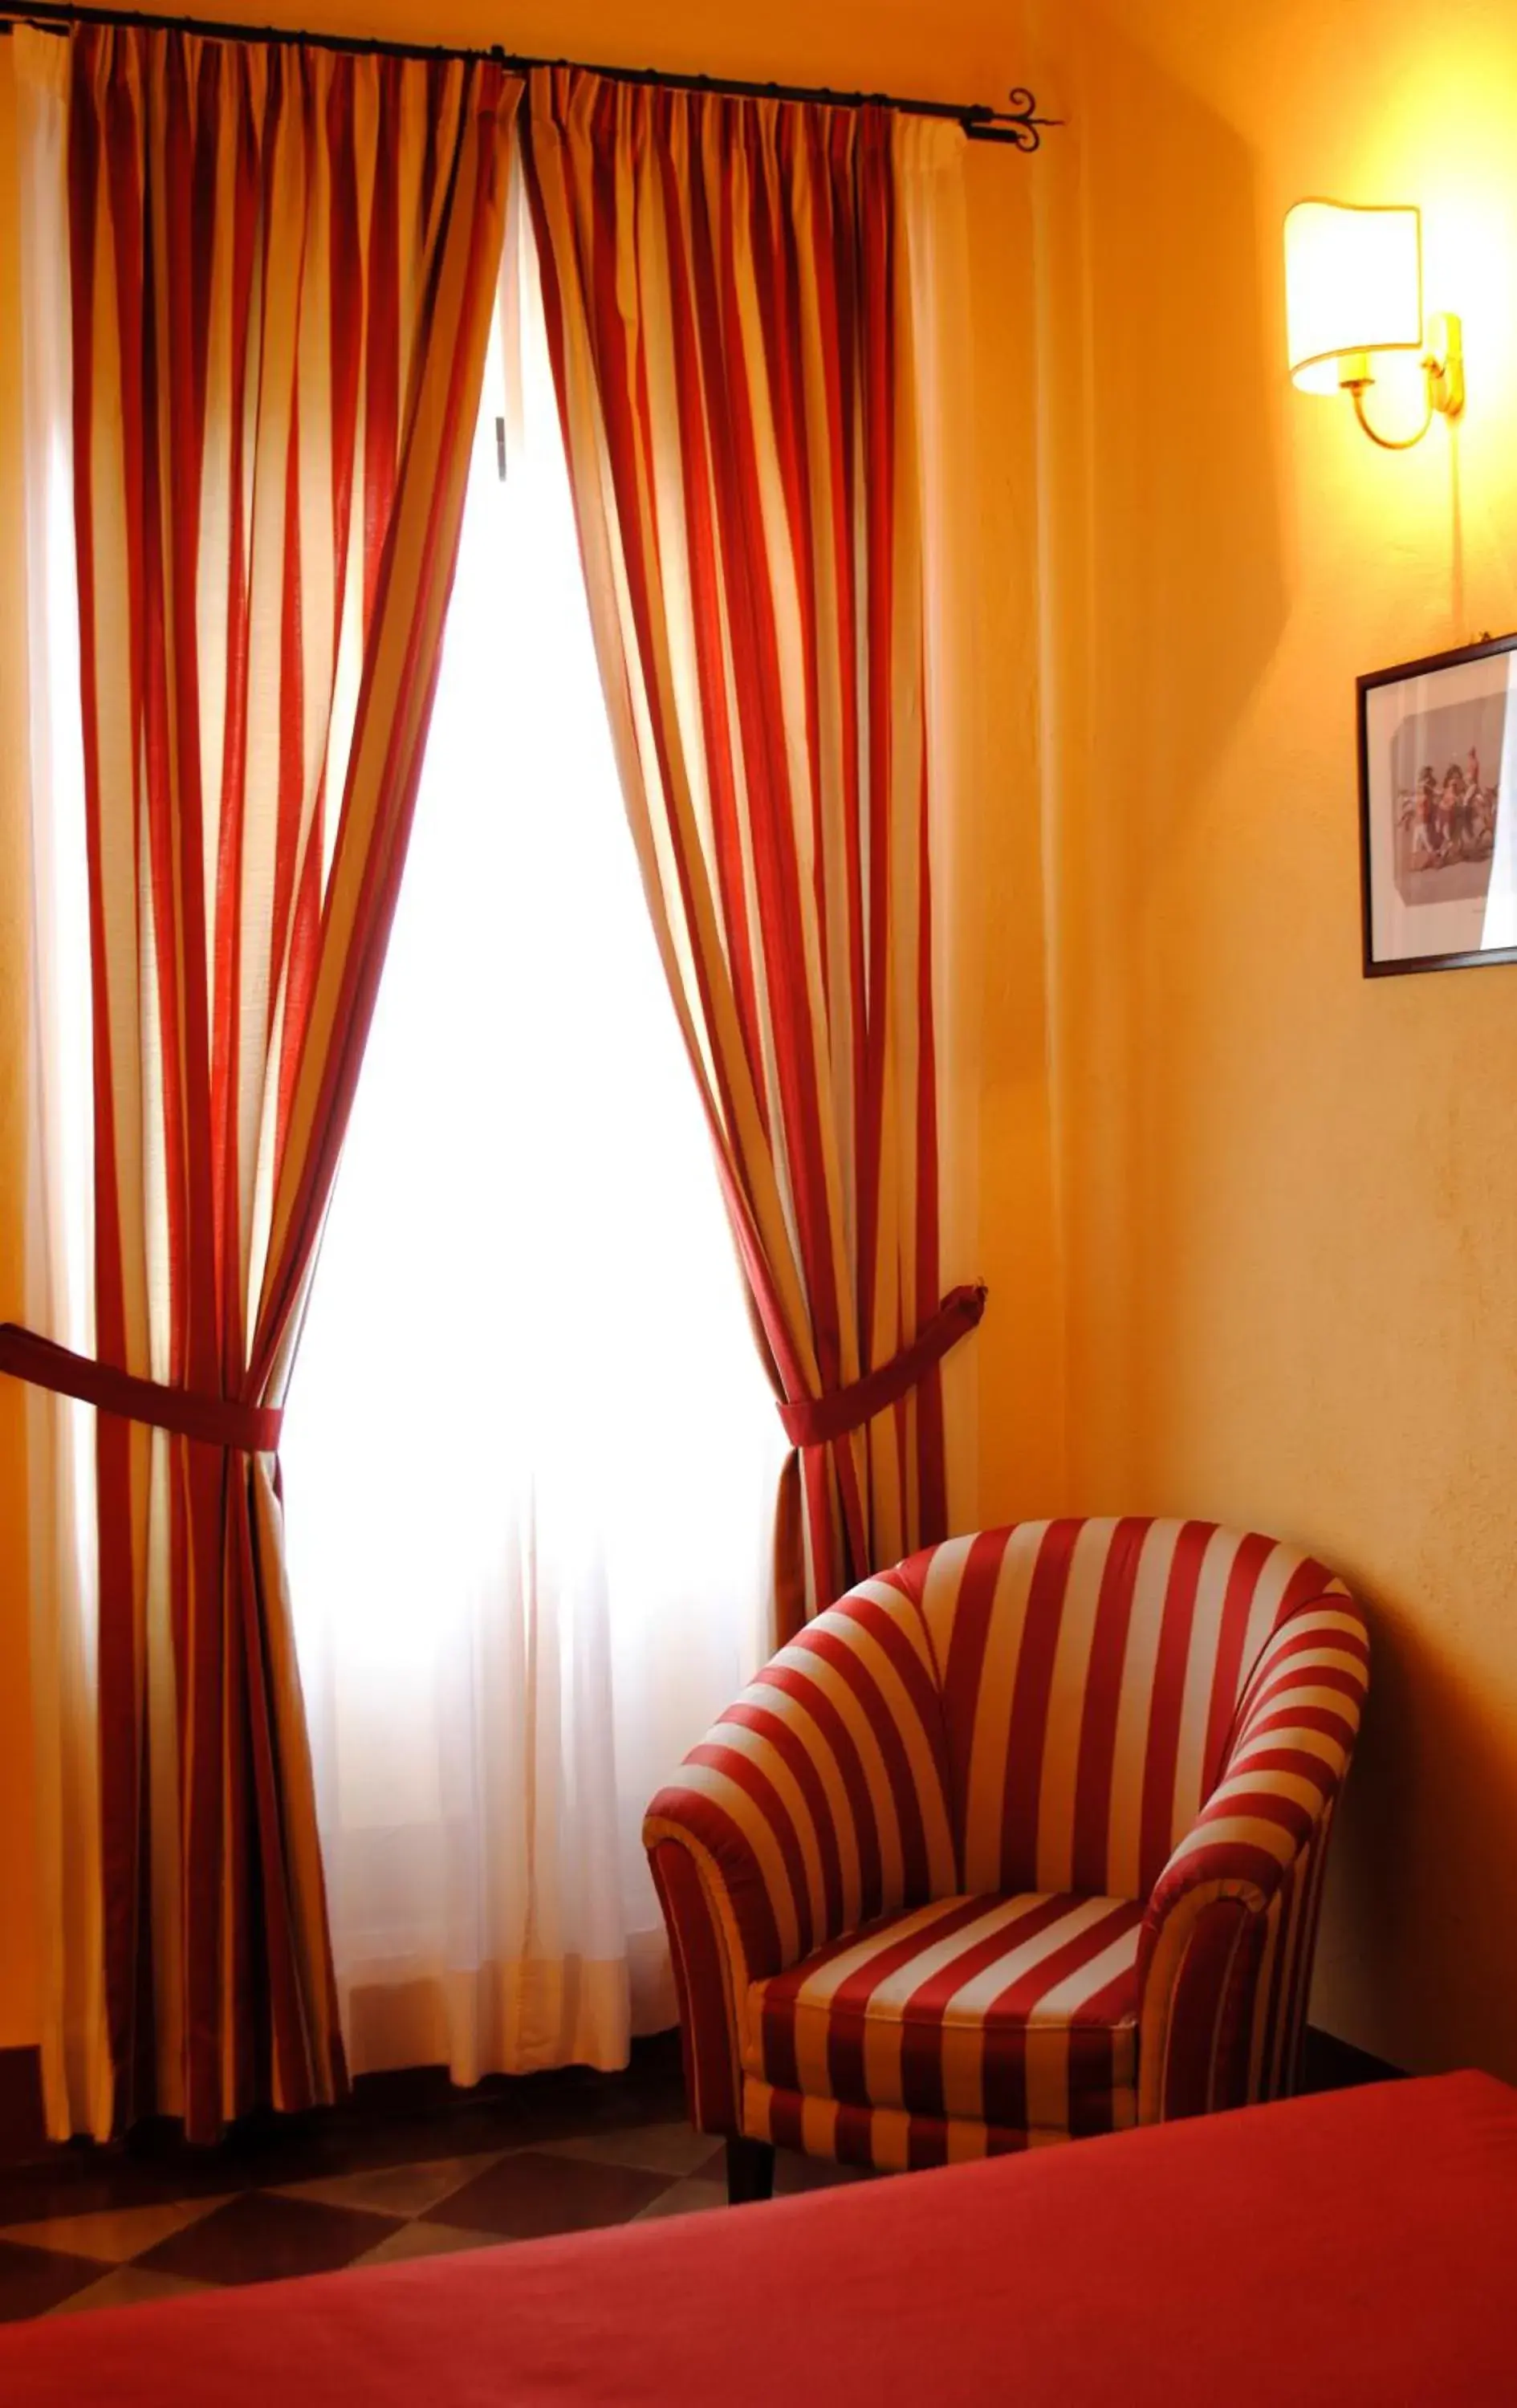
885 1517 1352 1902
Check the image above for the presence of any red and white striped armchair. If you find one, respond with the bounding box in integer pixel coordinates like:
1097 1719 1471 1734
644 1518 1369 2199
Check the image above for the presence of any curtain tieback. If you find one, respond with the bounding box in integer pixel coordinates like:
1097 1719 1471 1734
0 1323 283 1453
777 1283 987 1450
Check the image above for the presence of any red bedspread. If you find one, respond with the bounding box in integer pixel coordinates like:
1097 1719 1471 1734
2 2072 1512 2405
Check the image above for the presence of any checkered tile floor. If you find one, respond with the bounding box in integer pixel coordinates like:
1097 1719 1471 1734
0 2038 862 2322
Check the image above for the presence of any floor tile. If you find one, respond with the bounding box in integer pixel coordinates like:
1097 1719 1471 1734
538 2123 725 2178
0 2034 697 2324
0 2195 231 2266
775 2151 876 2194
267 2155 506 2220
630 2175 727 2222
350 2219 508 2268
47 2267 214 2316
0 2155 238 2228
132 2191 403 2287
0 2240 109 2323
424 2150 670 2239
238 2105 534 2189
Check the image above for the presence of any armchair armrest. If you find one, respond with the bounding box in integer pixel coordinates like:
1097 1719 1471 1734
1136 1597 1369 2121
643 1581 955 2133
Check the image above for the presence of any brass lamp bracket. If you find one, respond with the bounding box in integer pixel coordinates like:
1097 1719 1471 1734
1340 312 1465 449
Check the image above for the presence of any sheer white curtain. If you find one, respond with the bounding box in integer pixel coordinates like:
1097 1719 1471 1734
280 188 787 2084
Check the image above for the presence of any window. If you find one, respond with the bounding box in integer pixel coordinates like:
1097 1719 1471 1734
279 200 787 2080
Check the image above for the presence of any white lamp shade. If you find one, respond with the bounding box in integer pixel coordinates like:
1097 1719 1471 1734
1284 201 1423 393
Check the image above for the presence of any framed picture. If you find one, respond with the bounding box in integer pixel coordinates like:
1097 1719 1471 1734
1358 631 1517 976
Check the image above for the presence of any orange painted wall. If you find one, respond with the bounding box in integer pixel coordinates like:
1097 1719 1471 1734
1039 0 1517 2080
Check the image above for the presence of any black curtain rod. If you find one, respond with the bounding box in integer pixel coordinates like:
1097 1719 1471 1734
0 1 1058 147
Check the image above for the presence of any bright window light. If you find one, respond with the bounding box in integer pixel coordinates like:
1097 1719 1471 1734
280 200 787 2079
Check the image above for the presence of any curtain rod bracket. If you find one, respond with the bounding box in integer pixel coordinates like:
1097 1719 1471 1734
962 88 1062 149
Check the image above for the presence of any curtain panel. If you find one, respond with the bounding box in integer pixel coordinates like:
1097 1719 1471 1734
521 71 982 1633
11 22 517 2140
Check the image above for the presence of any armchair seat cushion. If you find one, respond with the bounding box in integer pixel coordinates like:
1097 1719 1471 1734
748 1890 1143 2139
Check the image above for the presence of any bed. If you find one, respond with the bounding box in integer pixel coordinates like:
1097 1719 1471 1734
1 2071 1511 2404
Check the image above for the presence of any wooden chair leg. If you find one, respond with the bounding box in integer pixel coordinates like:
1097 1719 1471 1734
726 2134 776 2204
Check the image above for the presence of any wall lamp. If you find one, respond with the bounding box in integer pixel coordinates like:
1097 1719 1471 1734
1283 199 1464 449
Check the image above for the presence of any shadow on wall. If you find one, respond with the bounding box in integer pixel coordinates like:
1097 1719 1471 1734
1043 6 1288 1499
1316 1580 1517 2081
1081 26 1285 788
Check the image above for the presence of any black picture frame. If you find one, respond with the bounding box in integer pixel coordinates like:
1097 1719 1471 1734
1358 630 1517 978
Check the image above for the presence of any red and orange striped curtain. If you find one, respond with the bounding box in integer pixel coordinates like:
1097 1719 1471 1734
523 71 982 1635
38 23 515 2139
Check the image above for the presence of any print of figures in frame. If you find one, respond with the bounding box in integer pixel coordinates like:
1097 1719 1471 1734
1359 631 1517 975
